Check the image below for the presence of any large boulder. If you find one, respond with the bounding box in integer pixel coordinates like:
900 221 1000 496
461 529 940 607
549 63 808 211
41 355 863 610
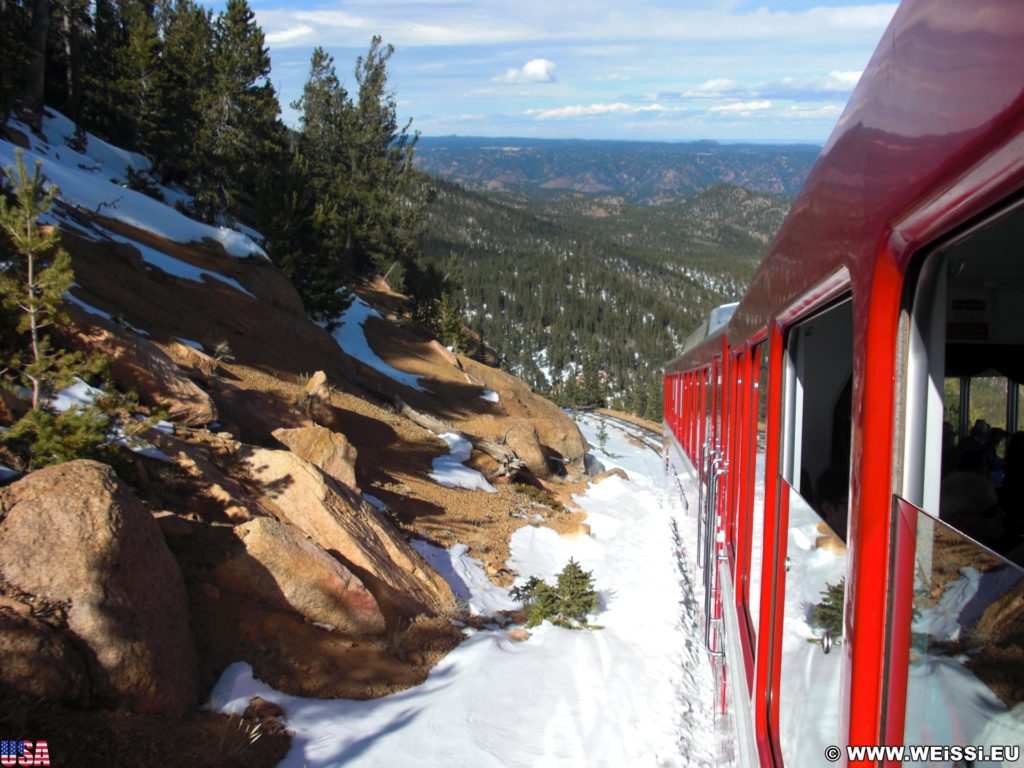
215 517 385 636
236 447 454 620
0 461 198 715
63 308 217 426
272 425 359 491
0 610 90 704
502 420 549 478
533 416 587 478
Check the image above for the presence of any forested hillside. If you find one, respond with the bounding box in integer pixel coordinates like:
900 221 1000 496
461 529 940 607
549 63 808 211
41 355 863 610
420 180 791 418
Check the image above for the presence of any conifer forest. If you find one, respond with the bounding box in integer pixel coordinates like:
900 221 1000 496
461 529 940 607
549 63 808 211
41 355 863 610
1 0 808 419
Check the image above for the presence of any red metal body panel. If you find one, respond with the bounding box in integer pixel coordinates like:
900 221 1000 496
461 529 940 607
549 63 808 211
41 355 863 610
663 1 1024 765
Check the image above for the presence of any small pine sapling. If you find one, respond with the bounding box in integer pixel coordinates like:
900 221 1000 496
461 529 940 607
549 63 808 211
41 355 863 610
510 558 600 630
0 151 145 470
0 151 81 410
596 420 610 453
811 576 845 643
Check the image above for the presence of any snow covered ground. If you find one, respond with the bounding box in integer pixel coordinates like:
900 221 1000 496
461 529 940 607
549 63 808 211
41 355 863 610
210 412 716 767
329 297 430 393
1 108 267 260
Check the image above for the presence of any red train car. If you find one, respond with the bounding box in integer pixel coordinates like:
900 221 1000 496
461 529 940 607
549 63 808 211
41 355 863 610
663 1 1024 765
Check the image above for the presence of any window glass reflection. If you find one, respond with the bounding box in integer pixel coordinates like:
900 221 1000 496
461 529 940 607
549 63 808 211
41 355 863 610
905 510 1024 756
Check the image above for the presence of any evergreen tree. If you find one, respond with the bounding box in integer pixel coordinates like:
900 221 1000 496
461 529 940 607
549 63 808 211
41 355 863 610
0 152 78 410
42 0 90 122
581 354 604 408
435 292 465 352
23 0 51 129
79 0 119 136
510 559 599 630
347 36 429 275
281 38 431 321
110 0 162 152
279 46 353 318
194 0 283 221
150 0 214 177
0 0 32 122
596 420 609 453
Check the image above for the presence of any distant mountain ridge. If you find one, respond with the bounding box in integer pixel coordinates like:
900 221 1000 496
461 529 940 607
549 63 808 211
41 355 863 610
415 137 820 204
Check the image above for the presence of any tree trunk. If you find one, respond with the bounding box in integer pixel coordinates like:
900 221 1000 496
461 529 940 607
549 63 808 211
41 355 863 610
393 396 525 477
23 0 49 129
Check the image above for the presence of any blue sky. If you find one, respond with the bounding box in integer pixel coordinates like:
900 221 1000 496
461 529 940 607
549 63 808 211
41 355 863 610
232 0 898 142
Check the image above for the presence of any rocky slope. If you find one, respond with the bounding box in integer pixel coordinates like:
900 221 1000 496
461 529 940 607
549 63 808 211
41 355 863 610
0 111 589 763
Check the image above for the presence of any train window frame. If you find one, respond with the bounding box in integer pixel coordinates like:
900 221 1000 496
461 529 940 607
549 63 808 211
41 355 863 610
774 293 853 767
894 196 1024 751
900 195 1024 533
780 295 854 536
741 340 769 649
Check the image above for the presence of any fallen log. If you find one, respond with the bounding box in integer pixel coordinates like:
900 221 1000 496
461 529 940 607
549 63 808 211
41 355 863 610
393 396 525 478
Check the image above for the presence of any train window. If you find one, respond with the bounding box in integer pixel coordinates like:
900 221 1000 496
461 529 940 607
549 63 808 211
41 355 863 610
901 202 1024 756
903 202 1024 558
781 298 853 541
778 298 852 766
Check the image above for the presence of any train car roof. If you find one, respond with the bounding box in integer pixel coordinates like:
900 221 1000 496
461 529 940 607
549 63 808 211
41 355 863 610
665 0 1024 375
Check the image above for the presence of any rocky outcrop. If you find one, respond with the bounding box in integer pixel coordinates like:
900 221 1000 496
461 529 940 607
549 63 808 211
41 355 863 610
215 517 385 636
532 416 587 478
64 307 217 425
211 382 307 443
502 420 548 479
0 461 198 715
272 425 359 492
162 339 220 380
302 371 342 431
237 447 454 620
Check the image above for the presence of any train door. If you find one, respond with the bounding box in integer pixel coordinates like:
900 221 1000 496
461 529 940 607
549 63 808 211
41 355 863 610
771 297 853 765
893 202 1024 756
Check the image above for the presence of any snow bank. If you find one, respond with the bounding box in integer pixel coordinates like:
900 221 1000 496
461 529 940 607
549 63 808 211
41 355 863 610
429 432 496 493
1 108 267 260
210 414 715 767
65 291 150 336
412 540 518 615
480 389 500 403
330 297 430 393
100 227 256 298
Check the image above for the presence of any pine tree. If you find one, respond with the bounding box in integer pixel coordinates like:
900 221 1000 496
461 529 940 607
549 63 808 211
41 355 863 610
0 0 31 122
581 354 604 408
150 0 214 177
348 36 429 275
555 558 599 626
812 577 845 637
0 151 78 410
194 0 283 221
510 559 599 630
280 46 354 318
435 292 465 352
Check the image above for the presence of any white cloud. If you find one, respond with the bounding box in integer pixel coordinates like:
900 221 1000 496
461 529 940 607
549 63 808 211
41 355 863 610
525 102 677 119
709 100 772 114
493 59 558 84
254 3 897 49
265 25 314 44
783 104 844 120
691 78 741 96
